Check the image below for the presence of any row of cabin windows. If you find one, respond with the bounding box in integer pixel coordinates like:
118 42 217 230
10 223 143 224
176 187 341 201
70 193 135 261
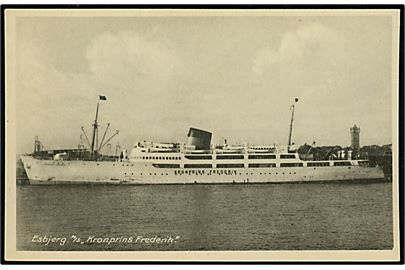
248 155 276 159
249 163 276 168
307 162 330 167
156 163 302 169
172 170 301 177
184 154 293 160
307 161 352 167
217 164 244 168
185 155 212 160
280 163 304 167
358 161 369 167
137 156 181 160
182 164 296 169
279 154 296 159
334 161 352 166
216 155 244 160
152 164 180 168
184 164 212 168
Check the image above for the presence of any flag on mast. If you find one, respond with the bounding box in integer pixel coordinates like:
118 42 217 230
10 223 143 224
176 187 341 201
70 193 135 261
99 95 107 101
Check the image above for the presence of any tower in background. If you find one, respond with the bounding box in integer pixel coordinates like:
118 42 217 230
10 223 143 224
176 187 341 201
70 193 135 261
350 125 360 152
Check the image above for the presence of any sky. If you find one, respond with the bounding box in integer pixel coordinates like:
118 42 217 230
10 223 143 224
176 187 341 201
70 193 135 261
13 12 395 154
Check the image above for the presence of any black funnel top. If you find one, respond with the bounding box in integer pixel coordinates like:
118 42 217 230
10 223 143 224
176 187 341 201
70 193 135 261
186 128 212 150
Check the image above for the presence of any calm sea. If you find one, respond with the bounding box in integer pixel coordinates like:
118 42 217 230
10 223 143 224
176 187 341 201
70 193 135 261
16 182 393 251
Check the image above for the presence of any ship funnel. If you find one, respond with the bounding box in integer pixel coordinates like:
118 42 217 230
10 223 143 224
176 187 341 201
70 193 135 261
186 128 212 150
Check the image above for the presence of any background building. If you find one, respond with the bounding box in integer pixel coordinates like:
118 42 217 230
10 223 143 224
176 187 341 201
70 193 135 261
350 125 360 153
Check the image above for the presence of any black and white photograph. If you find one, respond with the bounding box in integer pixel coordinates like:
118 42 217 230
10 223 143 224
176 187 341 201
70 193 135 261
4 7 402 262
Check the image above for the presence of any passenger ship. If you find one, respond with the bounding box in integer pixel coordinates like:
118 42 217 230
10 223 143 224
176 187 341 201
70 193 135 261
19 99 384 185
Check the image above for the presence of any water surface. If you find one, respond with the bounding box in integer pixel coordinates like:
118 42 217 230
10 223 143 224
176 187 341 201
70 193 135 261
16 182 393 251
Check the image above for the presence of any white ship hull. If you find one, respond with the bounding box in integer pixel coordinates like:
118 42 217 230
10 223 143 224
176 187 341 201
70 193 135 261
20 156 385 185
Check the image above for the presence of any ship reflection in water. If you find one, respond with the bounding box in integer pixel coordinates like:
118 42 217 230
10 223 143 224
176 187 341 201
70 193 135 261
17 182 393 251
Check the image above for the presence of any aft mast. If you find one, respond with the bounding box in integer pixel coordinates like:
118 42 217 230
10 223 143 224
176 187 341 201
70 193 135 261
287 98 299 151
